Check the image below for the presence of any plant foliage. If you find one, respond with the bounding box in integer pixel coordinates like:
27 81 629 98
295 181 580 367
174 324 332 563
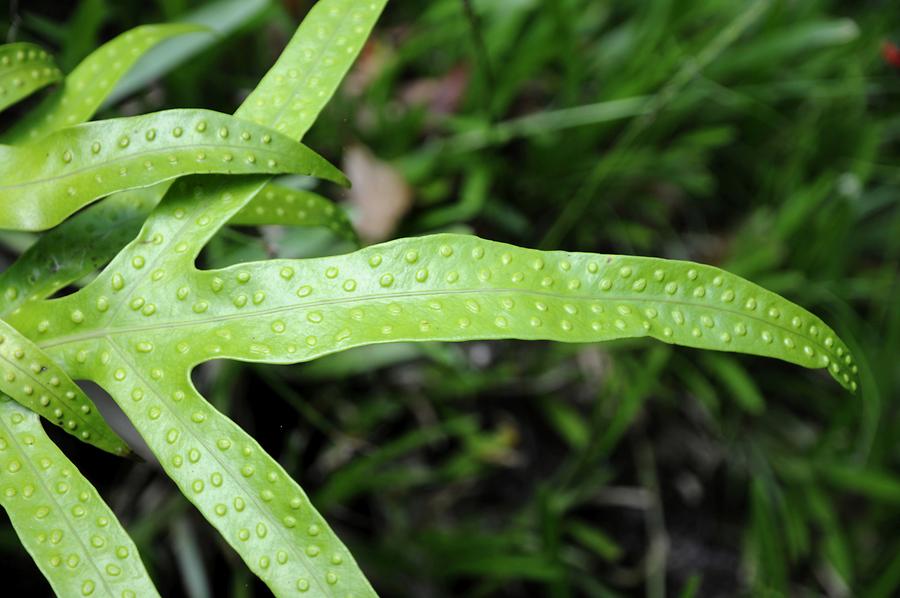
0 0 861 596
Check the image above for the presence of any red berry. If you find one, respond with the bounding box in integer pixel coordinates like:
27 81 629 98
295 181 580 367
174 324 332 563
883 41 900 68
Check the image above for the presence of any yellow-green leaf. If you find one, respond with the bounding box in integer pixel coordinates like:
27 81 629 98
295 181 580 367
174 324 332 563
0 109 347 231
0 398 159 597
0 43 61 112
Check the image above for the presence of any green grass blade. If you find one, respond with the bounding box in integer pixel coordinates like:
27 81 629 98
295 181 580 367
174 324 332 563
56 0 108 71
701 353 766 414
866 548 900 598
230 184 358 242
1 24 206 144
540 0 769 249
816 463 900 504
0 109 347 231
444 96 651 153
0 398 159 597
0 320 129 456
711 18 859 76
106 0 271 106
0 43 61 112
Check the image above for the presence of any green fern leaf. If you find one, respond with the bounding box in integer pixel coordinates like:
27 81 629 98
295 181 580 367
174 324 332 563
0 109 347 231
230 184 357 241
1 24 206 144
0 181 351 313
0 227 157 595
0 319 128 456
0 398 159 597
170 233 849 393
0 187 168 312
3 2 388 595
7 176 381 598
1 226 857 596
237 0 382 138
0 2 860 598
0 43 61 112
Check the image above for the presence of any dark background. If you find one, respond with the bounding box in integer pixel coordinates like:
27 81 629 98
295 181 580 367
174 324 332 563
0 0 898 596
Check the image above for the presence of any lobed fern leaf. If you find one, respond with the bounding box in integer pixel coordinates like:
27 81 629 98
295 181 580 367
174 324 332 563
0 187 171 311
0 180 354 315
5 1 388 595
0 1 861 597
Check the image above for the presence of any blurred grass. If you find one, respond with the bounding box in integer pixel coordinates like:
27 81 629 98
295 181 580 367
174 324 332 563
1 0 899 596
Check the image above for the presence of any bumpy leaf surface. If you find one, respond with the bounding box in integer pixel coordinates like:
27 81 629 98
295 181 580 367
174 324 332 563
0 187 169 309
0 319 128 456
0 109 346 231
0 181 159 593
1 24 205 144
8 176 379 598
0 181 353 310
238 0 382 138
0 43 61 112
0 2 860 598
0 246 155 592
2 224 856 597
4 2 388 596
230 184 357 241
0 398 159 597
187 234 849 392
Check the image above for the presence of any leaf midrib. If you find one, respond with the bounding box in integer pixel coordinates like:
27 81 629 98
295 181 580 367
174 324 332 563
36 284 832 358
0 142 292 191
